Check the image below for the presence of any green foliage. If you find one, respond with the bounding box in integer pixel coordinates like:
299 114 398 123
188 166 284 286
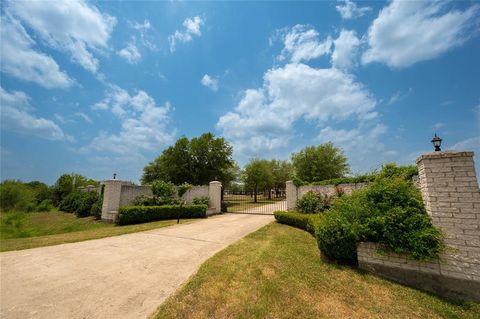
315 173 443 263
270 160 293 190
52 173 97 206
192 197 209 205
309 174 376 186
274 211 322 235
141 133 234 185
0 180 36 211
296 191 332 214
116 204 208 225
243 159 274 202
59 191 100 217
177 182 192 198
152 180 176 198
376 163 418 180
90 200 102 220
36 200 53 212
291 142 350 183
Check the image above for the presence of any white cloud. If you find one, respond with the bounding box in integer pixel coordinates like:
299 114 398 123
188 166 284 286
433 122 445 129
7 0 117 73
336 0 372 20
130 19 156 51
168 16 204 52
132 19 151 32
216 63 377 162
74 112 92 124
451 137 480 152
278 25 332 63
85 86 175 155
200 74 218 91
0 87 66 140
316 124 392 171
331 29 361 70
0 15 73 89
387 88 412 105
117 42 141 64
362 1 480 68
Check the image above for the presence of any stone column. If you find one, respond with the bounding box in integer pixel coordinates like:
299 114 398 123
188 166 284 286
416 151 480 281
286 180 297 210
209 181 222 214
101 180 126 222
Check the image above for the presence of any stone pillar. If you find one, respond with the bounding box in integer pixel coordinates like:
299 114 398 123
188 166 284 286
101 180 127 222
286 181 297 210
416 151 480 281
209 181 222 214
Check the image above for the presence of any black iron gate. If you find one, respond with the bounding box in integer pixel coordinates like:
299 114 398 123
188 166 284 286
222 188 287 215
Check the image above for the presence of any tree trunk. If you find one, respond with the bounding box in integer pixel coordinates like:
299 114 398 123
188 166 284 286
254 185 258 203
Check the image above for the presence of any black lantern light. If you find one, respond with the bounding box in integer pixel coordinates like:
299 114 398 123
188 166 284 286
113 173 117 179
431 133 442 152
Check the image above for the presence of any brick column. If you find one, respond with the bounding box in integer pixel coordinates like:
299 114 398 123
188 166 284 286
101 180 127 222
209 181 222 214
416 151 480 281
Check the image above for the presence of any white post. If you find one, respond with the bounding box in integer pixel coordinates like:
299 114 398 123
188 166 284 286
209 181 222 214
286 180 297 211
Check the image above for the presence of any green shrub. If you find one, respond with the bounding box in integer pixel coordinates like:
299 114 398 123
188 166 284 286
152 180 176 198
0 180 36 211
90 199 102 220
116 204 208 225
315 175 443 263
274 211 321 235
296 191 331 214
36 200 53 212
59 191 99 217
192 197 209 205
310 174 375 186
133 194 180 206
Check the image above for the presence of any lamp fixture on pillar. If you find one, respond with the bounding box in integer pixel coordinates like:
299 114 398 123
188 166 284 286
113 173 117 180
431 133 442 152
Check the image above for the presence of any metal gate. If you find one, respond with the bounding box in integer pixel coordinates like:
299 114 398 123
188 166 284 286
222 188 287 215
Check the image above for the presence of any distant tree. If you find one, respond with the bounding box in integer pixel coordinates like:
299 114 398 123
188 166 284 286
291 142 349 183
0 180 35 211
26 181 52 204
52 173 97 205
141 133 234 185
243 159 274 203
270 160 293 197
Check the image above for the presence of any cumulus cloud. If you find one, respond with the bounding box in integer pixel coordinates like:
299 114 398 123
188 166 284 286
85 86 175 155
216 63 377 162
117 42 141 64
0 15 73 89
6 0 116 73
331 29 361 70
336 0 372 20
168 16 204 52
278 25 332 63
0 87 66 140
200 74 219 91
362 0 480 68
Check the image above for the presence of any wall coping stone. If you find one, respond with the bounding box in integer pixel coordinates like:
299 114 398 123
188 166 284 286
416 151 474 164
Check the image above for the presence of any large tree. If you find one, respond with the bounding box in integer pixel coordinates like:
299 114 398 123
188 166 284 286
291 142 349 183
52 174 97 205
243 159 274 203
141 133 235 185
270 160 293 197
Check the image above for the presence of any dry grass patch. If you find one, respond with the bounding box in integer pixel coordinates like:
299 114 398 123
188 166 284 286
153 223 479 319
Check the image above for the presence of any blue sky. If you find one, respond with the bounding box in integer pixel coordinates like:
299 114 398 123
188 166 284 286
1 0 479 184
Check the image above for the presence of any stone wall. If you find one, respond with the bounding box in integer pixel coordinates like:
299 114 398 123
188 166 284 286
286 181 367 210
358 151 480 302
101 181 221 222
183 186 209 204
119 185 152 207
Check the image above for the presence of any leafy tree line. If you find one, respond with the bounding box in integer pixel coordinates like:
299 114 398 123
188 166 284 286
0 174 100 217
141 133 351 203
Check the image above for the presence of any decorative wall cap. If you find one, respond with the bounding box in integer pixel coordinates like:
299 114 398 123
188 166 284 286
416 151 474 164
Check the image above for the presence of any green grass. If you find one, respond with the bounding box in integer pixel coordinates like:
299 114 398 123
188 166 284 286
224 195 285 212
0 210 196 252
154 222 479 319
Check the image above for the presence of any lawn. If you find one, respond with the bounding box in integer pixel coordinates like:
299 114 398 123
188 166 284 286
0 210 196 252
224 194 285 212
154 222 479 319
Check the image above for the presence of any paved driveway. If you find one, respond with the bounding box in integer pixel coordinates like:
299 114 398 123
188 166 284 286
0 213 274 319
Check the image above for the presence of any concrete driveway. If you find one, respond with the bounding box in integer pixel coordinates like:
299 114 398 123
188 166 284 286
0 213 274 319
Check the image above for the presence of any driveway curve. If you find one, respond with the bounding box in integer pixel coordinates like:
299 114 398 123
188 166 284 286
1 213 274 319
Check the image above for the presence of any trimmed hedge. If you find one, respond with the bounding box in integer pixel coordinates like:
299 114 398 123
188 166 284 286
274 211 322 235
116 204 208 225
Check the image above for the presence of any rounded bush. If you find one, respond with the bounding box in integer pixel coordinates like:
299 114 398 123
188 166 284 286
296 191 331 214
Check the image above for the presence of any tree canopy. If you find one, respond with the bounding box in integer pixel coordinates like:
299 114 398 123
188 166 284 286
141 133 235 185
243 159 274 202
291 142 349 183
